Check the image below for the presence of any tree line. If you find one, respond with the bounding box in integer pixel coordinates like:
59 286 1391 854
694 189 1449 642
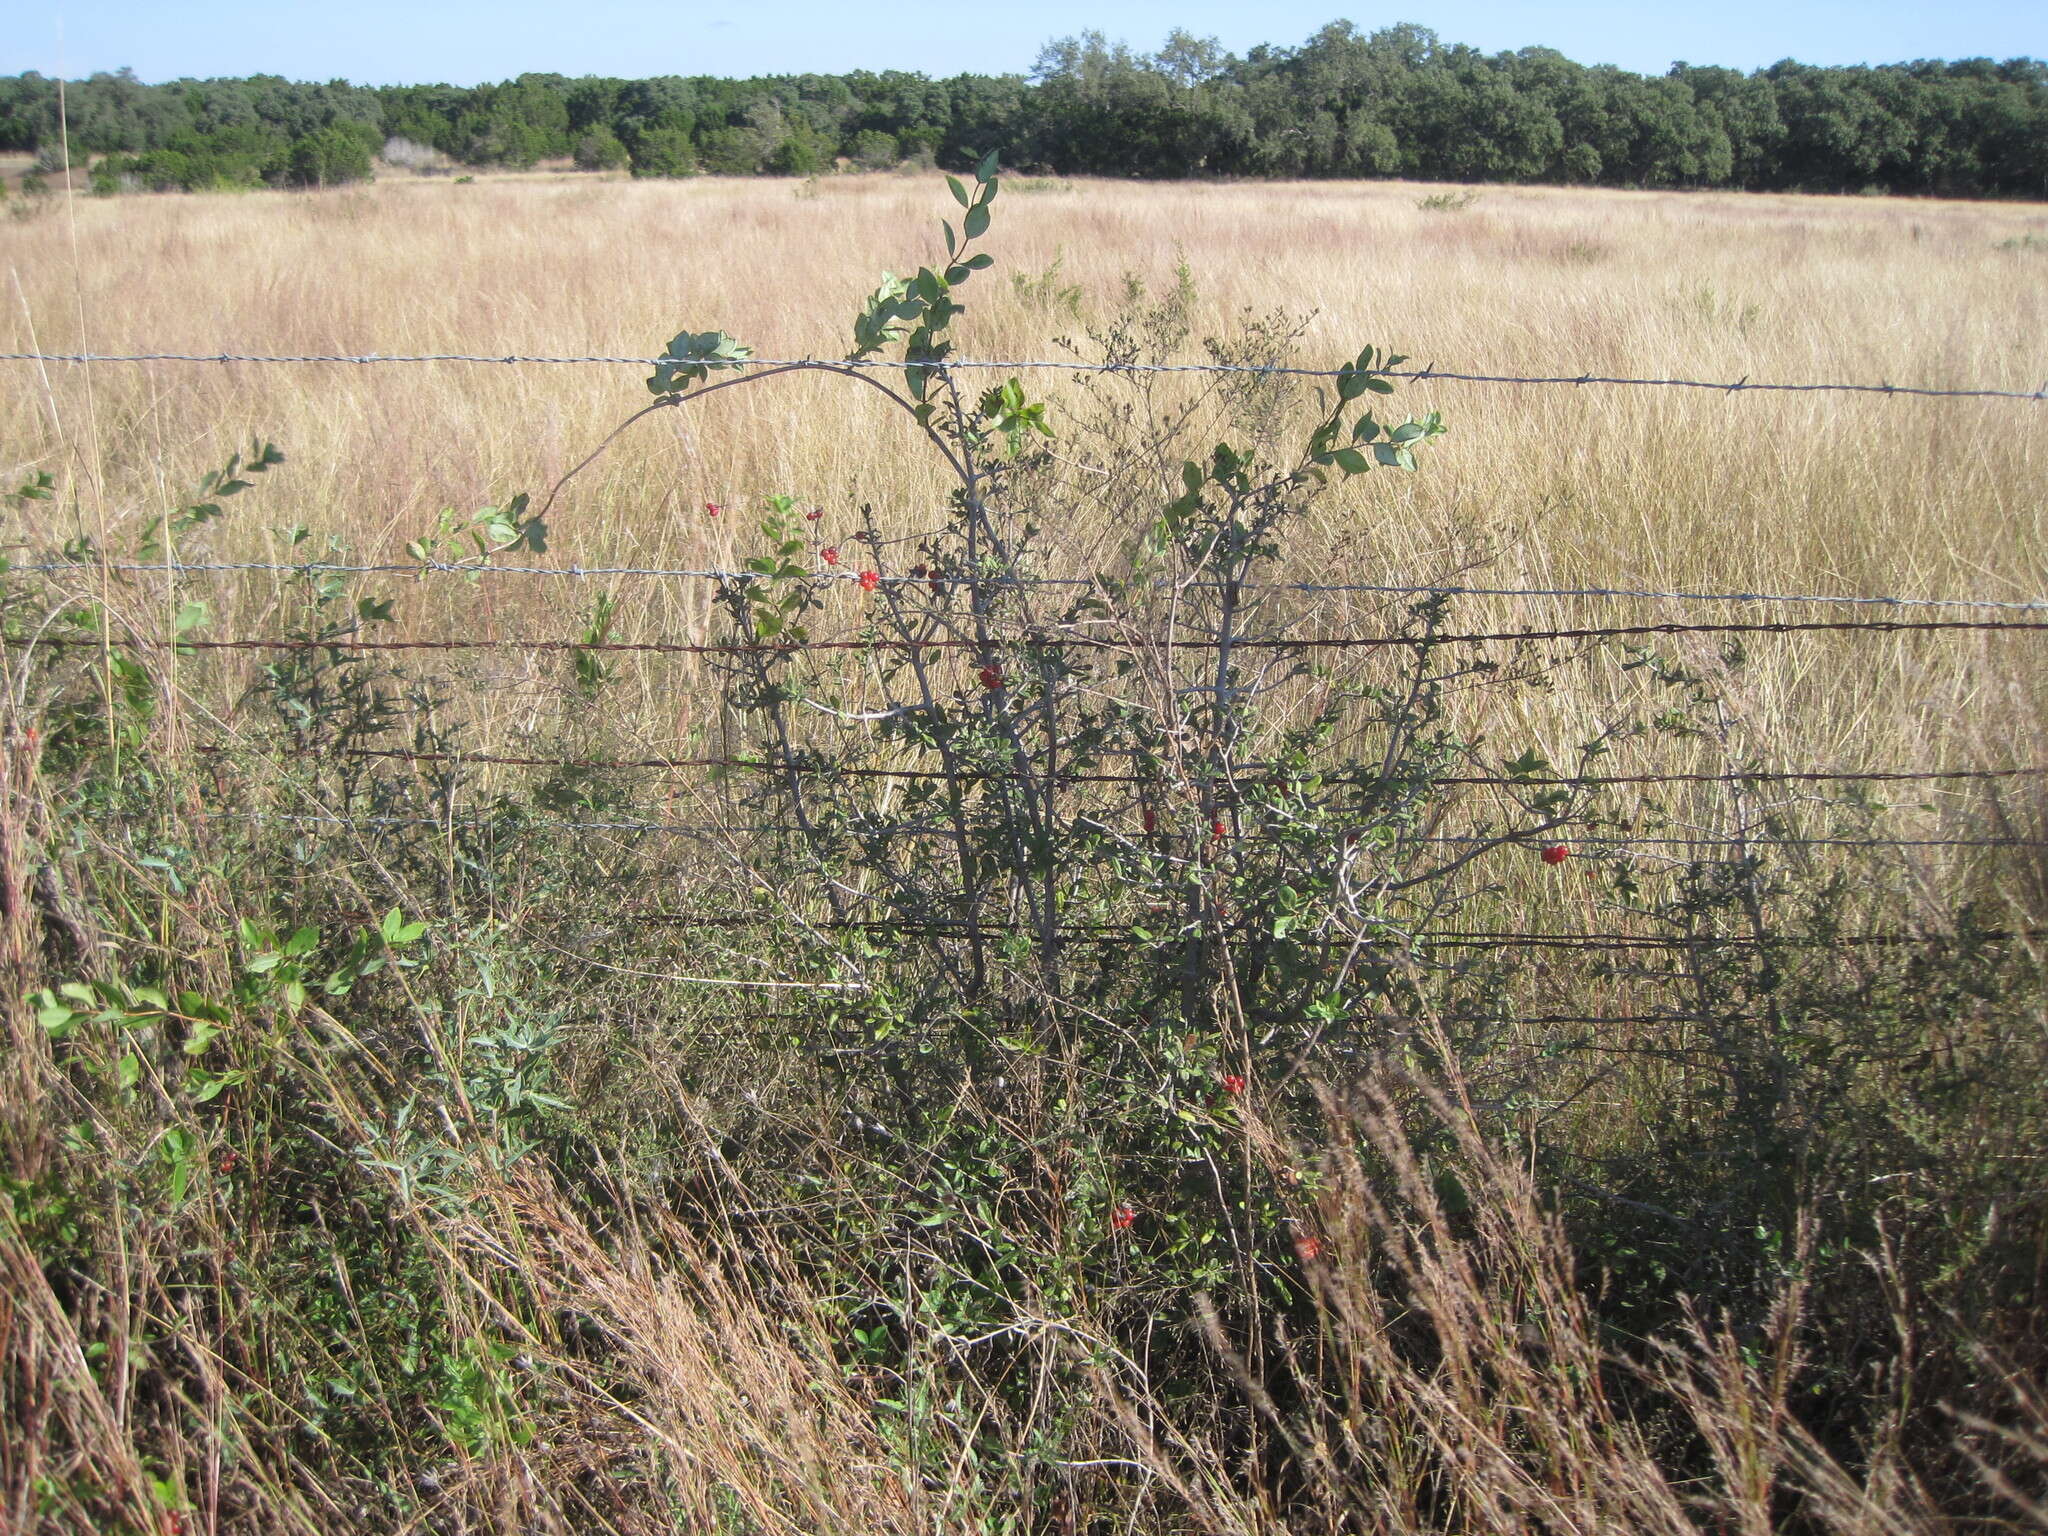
4 22 2044 197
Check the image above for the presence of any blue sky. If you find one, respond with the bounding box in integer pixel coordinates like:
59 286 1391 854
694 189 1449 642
6 1 2042 86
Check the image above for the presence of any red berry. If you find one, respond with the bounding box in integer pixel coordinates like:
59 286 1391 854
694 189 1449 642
1141 806 1157 834
1293 1232 1324 1262
857 570 880 592
1111 1204 1136 1231
1541 844 1570 865
1211 819 1228 841
1220 1073 1247 1096
820 547 840 566
703 502 723 516
805 509 822 521
978 665 1003 690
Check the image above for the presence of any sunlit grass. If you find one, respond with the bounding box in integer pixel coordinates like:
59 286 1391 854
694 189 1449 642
5 172 2044 877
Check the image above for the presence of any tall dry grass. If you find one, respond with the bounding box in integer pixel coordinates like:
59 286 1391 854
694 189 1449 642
5 172 2043 902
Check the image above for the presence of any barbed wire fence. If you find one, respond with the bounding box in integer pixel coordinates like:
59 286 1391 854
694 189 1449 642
10 349 2046 1005
24 597 2044 979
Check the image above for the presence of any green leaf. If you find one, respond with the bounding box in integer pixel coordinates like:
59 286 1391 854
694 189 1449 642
963 252 993 270
946 174 970 208
647 329 755 395
1181 462 1205 495
384 909 428 944
962 203 989 241
1365 377 1395 395
1336 368 1369 402
1332 448 1371 475
942 220 957 257
191 1070 246 1103
975 149 1000 183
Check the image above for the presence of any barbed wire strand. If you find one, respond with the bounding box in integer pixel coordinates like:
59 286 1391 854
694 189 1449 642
601 914 2046 946
187 743 2048 789
14 615 2048 659
22 559 2046 615
725 1012 1755 1030
112 809 2045 852
4 351 2044 402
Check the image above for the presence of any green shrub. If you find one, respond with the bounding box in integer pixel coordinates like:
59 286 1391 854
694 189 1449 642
850 128 899 169
630 123 697 177
285 124 376 188
572 124 628 171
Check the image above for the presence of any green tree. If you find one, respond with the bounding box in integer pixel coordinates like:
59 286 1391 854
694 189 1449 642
284 123 374 187
850 128 899 169
572 124 628 171
628 121 697 177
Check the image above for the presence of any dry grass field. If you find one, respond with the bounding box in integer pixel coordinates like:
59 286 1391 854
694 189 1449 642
5 173 2048 1535
6 171 2045 868
8 174 2043 589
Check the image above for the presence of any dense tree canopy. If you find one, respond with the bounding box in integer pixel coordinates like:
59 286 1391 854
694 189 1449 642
3 25 2043 197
